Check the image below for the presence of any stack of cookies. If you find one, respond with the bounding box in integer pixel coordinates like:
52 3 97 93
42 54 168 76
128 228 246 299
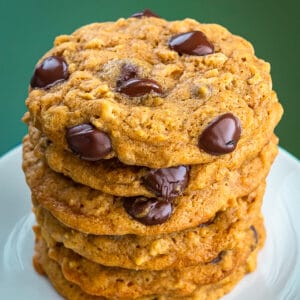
22 10 283 300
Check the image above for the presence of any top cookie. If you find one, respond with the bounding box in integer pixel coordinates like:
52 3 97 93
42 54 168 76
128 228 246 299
25 14 282 168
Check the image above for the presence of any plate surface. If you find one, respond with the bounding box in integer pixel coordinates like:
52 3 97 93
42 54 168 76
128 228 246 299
0 146 299 299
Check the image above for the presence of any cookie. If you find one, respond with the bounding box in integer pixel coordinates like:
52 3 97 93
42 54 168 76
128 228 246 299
34 233 260 300
26 123 278 198
34 238 261 300
25 16 283 168
23 10 282 300
23 134 275 235
35 221 262 299
35 182 264 270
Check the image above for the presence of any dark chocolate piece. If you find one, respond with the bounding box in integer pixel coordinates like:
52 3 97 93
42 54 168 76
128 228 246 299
169 31 214 56
131 9 160 18
250 225 259 250
117 78 162 97
116 63 139 87
198 113 241 155
30 56 69 89
123 197 172 225
142 166 189 200
209 251 226 264
66 124 112 161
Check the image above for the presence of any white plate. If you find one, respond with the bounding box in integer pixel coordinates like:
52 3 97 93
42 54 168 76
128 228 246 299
0 146 299 299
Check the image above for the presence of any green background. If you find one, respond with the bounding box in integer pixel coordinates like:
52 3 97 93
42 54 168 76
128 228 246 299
0 0 299 158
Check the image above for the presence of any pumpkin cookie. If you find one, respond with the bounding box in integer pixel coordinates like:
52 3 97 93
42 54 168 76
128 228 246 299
35 182 264 270
25 16 282 168
23 134 275 235
33 218 265 299
27 124 278 198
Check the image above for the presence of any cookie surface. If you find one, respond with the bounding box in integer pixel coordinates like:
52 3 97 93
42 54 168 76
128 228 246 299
33 219 264 299
36 182 264 270
34 237 258 300
27 124 278 198
46 224 260 299
25 17 282 168
23 12 281 300
23 134 275 235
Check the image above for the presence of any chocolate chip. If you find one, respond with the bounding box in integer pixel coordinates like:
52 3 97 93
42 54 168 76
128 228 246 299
169 31 214 56
209 251 226 264
250 225 258 249
198 113 241 155
131 9 160 18
198 216 215 228
123 197 172 225
30 56 69 89
66 124 112 161
142 166 189 200
116 64 138 87
117 78 162 97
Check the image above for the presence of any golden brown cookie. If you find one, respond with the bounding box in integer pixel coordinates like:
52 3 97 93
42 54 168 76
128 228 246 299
37 222 261 299
35 182 264 270
23 134 276 235
23 11 281 300
26 124 278 198
34 240 258 300
25 17 282 168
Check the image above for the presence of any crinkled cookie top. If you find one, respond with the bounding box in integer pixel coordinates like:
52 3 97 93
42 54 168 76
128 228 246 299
26 15 282 167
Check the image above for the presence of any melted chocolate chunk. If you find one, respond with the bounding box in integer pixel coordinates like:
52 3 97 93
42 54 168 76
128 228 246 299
142 166 189 200
30 56 69 89
198 113 241 155
66 124 112 161
117 78 162 97
209 251 226 264
198 216 216 228
123 197 172 225
169 31 214 56
198 210 225 228
116 64 138 87
131 9 160 18
250 225 259 250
